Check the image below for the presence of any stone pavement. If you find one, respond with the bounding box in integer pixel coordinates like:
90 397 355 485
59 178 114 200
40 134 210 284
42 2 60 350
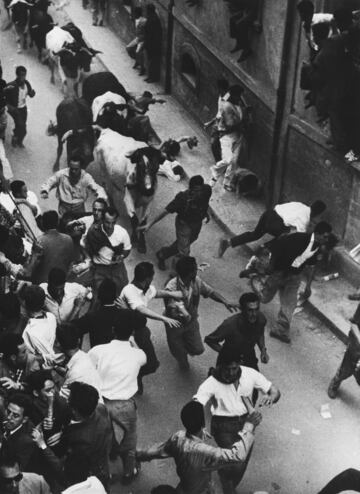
63 0 357 343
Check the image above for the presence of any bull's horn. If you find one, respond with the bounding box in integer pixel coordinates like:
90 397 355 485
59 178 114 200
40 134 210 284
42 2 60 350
61 129 74 142
31 23 39 28
92 124 103 131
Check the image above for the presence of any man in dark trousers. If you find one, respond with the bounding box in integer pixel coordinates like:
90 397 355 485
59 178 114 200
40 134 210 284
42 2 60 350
139 175 212 271
251 221 332 343
205 292 269 370
143 4 162 83
4 66 35 147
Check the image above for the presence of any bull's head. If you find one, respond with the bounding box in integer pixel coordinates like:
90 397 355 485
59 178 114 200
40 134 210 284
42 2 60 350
126 147 164 197
78 46 101 72
61 127 94 167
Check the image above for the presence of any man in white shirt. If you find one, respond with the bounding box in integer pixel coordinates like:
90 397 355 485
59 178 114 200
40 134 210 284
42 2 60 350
86 206 131 297
56 323 103 401
204 79 230 162
40 267 90 325
88 322 146 485
66 198 107 249
218 199 326 257
117 261 182 393
22 285 61 366
194 347 280 494
40 156 108 217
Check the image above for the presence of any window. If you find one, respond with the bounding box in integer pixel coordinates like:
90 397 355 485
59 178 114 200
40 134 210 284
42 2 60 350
181 53 197 89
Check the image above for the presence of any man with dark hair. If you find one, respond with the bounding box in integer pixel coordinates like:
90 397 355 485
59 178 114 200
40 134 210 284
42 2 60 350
86 206 131 297
89 323 146 484
40 156 107 217
164 256 238 370
218 199 327 257
0 448 51 494
0 333 40 389
118 262 182 391
8 179 42 240
251 221 333 343
31 210 75 284
2 393 44 474
40 267 90 324
137 400 262 494
209 84 246 191
4 66 35 148
32 382 113 489
27 370 70 453
127 6 147 75
56 322 102 400
205 292 268 369
67 197 107 250
139 176 212 270
10 179 40 217
194 348 280 493
74 277 146 347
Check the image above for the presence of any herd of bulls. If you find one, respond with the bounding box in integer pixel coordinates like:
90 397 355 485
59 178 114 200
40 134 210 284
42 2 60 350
4 0 194 254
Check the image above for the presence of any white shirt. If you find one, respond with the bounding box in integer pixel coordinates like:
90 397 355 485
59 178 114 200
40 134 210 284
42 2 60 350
89 340 146 400
92 225 132 265
119 283 157 310
194 366 272 417
22 312 57 362
60 349 103 401
292 233 318 268
274 202 311 233
40 282 88 324
18 84 28 108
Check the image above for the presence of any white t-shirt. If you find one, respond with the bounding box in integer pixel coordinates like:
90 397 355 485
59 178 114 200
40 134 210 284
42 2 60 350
194 366 272 417
89 340 146 400
119 283 157 310
18 84 28 108
22 312 57 361
274 202 311 233
60 349 103 402
92 225 131 265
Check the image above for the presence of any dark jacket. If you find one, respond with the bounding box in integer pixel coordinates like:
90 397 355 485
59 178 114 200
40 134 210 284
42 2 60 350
2 421 44 474
266 232 317 273
41 404 113 487
4 79 35 108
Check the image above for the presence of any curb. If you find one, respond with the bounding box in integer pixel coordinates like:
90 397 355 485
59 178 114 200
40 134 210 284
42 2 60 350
66 10 347 346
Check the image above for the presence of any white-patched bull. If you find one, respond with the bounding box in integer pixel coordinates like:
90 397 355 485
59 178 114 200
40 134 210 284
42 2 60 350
95 128 164 253
46 24 99 96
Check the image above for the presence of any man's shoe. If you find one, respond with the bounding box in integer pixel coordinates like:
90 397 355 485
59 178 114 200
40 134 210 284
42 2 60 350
122 464 140 485
270 331 291 344
328 378 340 399
156 251 166 271
217 238 229 258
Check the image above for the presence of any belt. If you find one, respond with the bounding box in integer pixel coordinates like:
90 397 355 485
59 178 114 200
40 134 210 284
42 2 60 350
212 414 248 422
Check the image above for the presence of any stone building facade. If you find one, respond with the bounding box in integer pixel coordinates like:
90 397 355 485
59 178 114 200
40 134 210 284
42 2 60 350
106 0 360 267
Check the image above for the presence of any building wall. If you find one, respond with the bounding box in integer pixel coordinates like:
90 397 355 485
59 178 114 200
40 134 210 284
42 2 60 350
105 0 360 247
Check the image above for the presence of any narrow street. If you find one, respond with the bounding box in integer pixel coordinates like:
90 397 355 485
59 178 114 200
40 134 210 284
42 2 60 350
1 6 360 494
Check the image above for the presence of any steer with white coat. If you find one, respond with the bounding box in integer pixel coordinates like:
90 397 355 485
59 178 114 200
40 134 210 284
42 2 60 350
95 128 164 253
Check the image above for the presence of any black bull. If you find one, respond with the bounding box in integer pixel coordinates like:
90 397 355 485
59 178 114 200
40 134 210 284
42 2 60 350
47 97 94 170
83 71 161 145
